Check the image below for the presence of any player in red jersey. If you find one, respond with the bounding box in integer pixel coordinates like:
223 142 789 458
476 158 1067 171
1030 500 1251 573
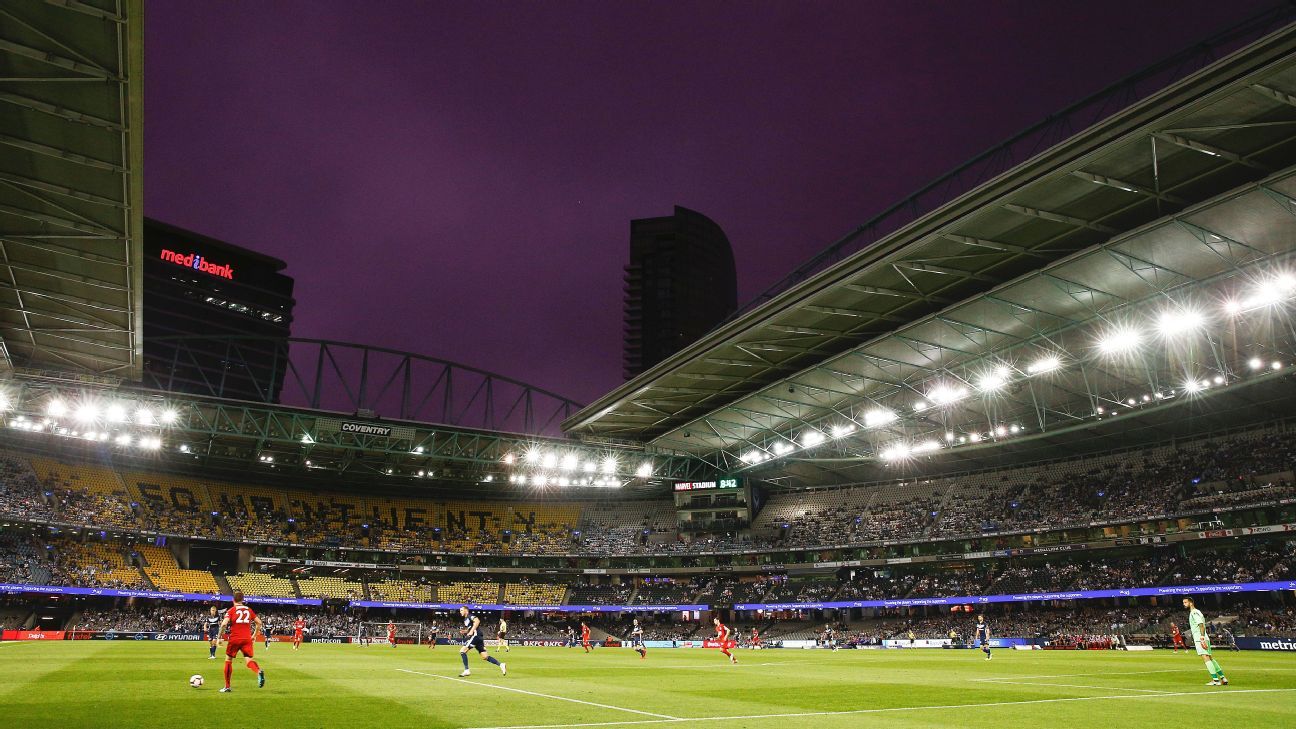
713 617 737 664
750 627 761 650
580 621 592 653
387 620 397 648
292 615 306 651
1171 623 1186 653
218 591 266 692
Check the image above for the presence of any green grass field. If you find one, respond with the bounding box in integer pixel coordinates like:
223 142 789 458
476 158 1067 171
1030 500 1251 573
1 642 1293 728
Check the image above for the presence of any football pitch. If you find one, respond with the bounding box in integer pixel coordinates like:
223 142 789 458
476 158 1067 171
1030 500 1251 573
2 642 1294 729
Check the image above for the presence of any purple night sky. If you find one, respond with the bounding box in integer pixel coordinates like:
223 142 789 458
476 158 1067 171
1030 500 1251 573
144 1 1272 404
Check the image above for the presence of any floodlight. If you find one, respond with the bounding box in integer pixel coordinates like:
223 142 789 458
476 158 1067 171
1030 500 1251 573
830 424 855 439
135 408 155 425
47 399 67 417
160 409 178 424
105 404 127 422
927 385 968 406
801 430 825 447
635 461 653 478
1156 309 1205 337
1027 356 1061 374
601 456 618 474
880 443 911 461
1248 358 1264 370
976 366 1011 392
1098 328 1141 354
74 404 98 422
541 452 557 469
560 453 578 471
864 409 897 427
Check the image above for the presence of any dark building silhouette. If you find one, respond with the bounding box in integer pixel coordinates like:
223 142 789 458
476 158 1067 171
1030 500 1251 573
623 206 737 379
142 218 295 402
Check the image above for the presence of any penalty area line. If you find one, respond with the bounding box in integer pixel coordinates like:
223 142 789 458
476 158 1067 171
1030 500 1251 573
394 668 681 720
459 687 1296 729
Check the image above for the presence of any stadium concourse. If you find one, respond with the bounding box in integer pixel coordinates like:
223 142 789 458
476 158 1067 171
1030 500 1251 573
4 3 1296 728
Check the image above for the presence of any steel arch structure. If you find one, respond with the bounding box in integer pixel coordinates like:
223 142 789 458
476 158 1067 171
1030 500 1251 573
143 336 583 437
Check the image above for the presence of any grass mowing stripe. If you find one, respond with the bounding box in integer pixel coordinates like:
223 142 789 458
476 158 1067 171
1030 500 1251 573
973 668 1191 681
395 668 682 720
979 679 1175 693
460 688 1296 729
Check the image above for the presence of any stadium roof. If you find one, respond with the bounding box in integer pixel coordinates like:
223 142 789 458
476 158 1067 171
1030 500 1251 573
565 15 1296 486
0 0 145 381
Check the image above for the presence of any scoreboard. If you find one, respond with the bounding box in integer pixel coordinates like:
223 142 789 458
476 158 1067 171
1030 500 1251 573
673 477 741 492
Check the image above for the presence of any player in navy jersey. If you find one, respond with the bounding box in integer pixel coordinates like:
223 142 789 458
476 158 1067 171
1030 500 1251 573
204 606 221 659
457 606 506 677
974 615 992 660
630 619 646 660
823 625 838 651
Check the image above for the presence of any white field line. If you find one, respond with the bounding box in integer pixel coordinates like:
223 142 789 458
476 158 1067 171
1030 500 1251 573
973 668 1191 681
980 679 1174 694
394 668 681 720
459 687 1296 729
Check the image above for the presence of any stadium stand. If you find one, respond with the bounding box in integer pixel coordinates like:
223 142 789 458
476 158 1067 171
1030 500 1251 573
367 577 436 602
566 580 633 606
437 581 501 604
227 572 300 599
502 580 566 605
2 426 1291 558
51 539 146 589
294 574 365 600
133 544 220 594
0 533 51 585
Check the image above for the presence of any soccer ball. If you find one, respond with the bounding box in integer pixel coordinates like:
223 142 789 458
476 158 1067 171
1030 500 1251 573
189 674 204 688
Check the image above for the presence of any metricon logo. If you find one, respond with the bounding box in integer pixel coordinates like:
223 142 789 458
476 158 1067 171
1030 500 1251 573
159 249 235 279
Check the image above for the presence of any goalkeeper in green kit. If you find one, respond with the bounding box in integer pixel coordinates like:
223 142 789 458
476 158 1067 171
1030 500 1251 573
1183 597 1228 686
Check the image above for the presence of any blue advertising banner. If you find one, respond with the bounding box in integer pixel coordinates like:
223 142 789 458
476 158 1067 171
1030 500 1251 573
734 579 1296 611
1234 637 1296 651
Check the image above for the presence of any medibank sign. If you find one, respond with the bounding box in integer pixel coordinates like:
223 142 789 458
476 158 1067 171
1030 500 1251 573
160 249 234 279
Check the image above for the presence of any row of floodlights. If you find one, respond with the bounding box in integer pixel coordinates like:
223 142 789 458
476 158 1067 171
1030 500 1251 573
501 449 653 478
42 398 178 426
737 272 1296 466
8 415 162 448
507 473 622 488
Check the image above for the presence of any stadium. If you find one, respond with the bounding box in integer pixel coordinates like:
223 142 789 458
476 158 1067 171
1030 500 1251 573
2 2 1296 728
